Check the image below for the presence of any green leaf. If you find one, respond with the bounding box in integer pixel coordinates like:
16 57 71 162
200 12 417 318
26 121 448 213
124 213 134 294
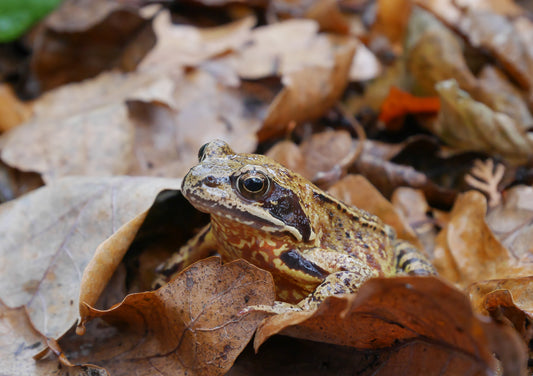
0 0 63 42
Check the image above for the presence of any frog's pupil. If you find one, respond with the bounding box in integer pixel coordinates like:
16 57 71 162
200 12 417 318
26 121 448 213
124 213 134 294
244 177 264 192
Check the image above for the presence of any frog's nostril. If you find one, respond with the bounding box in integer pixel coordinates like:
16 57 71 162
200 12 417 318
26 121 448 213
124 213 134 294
204 175 217 187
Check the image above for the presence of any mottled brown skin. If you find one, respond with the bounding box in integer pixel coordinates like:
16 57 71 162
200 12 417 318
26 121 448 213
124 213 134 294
156 140 435 309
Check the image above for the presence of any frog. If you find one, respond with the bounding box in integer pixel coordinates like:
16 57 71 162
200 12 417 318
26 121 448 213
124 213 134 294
155 140 435 311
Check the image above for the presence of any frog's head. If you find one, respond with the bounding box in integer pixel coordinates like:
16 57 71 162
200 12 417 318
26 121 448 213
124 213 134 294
181 140 316 242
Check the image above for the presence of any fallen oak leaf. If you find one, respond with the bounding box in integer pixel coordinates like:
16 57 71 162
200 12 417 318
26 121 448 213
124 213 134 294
0 300 107 375
378 86 440 124
77 257 275 376
0 70 174 182
258 35 356 141
433 190 533 287
0 176 181 340
434 79 533 163
253 276 527 375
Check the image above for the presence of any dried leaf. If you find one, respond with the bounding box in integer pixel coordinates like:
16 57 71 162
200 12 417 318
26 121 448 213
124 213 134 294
139 11 256 74
25 0 153 94
0 71 173 182
0 84 33 132
473 65 533 129
371 0 412 54
433 191 533 287
77 257 275 376
460 9 533 90
235 20 331 79
0 300 109 376
258 35 356 140
406 8 477 96
0 176 180 339
254 277 526 375
434 79 533 162
392 187 438 258
129 68 263 178
486 185 533 262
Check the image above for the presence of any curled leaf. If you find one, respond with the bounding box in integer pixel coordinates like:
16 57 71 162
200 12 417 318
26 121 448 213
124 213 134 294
78 257 275 376
258 35 356 140
254 277 526 375
434 79 533 162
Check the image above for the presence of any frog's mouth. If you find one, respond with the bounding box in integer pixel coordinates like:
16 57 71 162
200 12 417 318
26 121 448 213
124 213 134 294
184 186 304 240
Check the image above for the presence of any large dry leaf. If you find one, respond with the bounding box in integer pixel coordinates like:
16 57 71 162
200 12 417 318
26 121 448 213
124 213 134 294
0 300 108 376
129 68 264 178
434 79 533 162
0 71 173 182
139 11 255 74
266 130 354 181
76 257 275 376
459 9 533 90
486 185 533 262
406 8 477 96
25 0 153 94
473 66 533 128
0 84 32 132
254 277 527 375
235 20 331 79
433 190 533 287
0 176 180 340
258 35 356 140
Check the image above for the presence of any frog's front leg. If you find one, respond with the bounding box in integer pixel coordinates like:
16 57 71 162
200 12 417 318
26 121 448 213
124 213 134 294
243 248 377 314
152 224 217 288
394 239 436 276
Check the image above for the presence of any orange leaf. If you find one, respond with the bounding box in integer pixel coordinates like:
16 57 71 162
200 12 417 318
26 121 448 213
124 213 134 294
379 86 440 123
77 257 275 375
254 276 527 375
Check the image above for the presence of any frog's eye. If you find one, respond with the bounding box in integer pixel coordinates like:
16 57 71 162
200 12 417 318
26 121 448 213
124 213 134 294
198 143 209 162
237 171 271 199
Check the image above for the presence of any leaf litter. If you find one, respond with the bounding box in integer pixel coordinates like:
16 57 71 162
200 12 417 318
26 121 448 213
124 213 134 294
2 0 533 375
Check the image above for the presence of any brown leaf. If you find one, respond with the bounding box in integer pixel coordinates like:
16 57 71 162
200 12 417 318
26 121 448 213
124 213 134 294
139 11 255 74
468 277 533 361
25 0 153 95
77 257 275 376
406 8 477 96
328 174 423 248
235 20 331 79
258 35 356 140
486 185 533 262
370 0 412 54
0 176 180 339
0 71 175 182
473 66 533 129
392 187 438 257
0 300 108 375
267 130 355 182
0 84 33 132
254 277 526 375
128 68 263 177
434 79 533 162
460 9 533 90
433 191 533 287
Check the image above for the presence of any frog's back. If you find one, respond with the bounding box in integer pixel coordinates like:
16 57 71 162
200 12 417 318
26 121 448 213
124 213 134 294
305 189 397 277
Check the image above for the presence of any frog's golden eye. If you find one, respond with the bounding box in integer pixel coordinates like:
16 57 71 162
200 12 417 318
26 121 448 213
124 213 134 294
237 171 271 199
